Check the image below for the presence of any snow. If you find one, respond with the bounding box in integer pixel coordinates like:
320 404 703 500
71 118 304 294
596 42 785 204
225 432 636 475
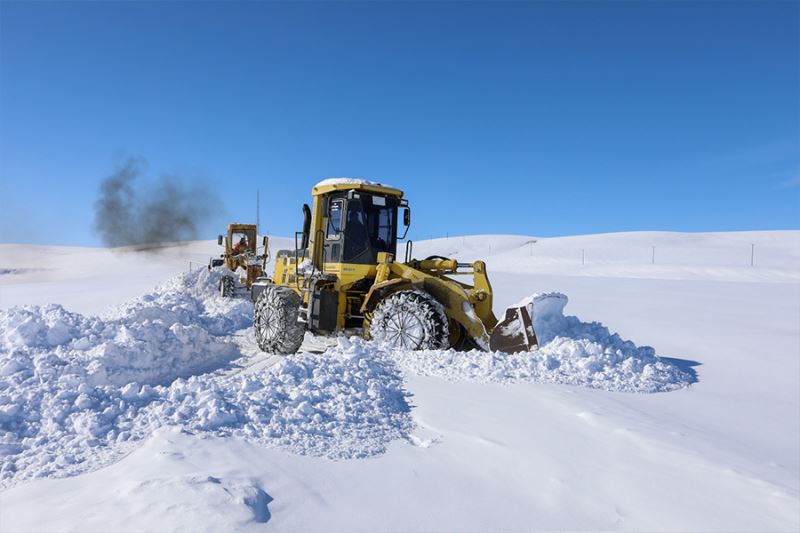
410 230 800 283
314 177 396 189
0 271 686 489
0 271 410 488
394 292 692 392
0 237 294 315
0 231 798 531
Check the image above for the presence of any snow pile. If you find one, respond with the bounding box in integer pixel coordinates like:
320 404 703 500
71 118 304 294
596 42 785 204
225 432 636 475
391 293 693 393
0 265 687 490
1 270 249 387
107 269 255 340
147 337 409 458
0 272 410 488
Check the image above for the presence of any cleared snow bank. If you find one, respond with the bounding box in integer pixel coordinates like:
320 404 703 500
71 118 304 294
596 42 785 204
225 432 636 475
0 268 688 490
391 293 692 393
0 271 410 488
1 270 251 387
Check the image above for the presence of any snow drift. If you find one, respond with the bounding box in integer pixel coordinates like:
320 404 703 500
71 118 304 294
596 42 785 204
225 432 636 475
389 293 693 393
0 269 690 488
0 270 410 488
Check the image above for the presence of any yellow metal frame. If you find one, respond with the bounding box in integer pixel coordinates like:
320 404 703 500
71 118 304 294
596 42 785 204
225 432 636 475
222 223 266 287
360 255 497 348
267 180 500 347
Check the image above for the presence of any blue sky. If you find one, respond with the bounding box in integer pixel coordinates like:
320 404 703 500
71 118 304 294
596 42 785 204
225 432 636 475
1 1 797 246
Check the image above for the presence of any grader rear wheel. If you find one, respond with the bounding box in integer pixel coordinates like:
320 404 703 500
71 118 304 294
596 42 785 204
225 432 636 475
253 285 305 354
369 290 449 350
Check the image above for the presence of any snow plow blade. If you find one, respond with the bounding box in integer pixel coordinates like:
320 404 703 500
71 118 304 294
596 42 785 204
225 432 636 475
488 305 538 353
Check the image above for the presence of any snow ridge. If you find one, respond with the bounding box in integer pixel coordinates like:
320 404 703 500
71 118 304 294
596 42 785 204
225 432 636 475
0 270 410 488
0 271 689 489
389 293 692 393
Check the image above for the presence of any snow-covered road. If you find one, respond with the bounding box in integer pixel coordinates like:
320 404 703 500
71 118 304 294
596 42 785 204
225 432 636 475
0 231 798 531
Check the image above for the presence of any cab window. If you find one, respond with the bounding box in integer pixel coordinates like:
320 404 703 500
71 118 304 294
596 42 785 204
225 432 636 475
231 232 251 253
342 195 396 263
326 199 343 239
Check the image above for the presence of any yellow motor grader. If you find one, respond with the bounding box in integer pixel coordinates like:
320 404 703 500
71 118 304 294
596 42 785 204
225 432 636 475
209 223 269 297
250 179 537 354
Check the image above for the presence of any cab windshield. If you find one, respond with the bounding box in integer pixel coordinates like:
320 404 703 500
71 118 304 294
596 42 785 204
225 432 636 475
231 231 253 254
343 195 397 263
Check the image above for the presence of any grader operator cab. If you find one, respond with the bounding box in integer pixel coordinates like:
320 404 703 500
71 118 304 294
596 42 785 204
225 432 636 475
209 223 269 297
250 178 537 355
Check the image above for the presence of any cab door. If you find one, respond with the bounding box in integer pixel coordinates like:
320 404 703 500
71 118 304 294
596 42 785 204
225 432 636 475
322 196 345 265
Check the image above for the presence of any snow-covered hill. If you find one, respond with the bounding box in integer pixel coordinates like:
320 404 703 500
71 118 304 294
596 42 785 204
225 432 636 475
0 231 798 531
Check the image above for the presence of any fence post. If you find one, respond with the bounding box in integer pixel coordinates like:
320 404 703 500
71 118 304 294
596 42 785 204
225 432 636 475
581 249 585 266
751 243 755 267
652 246 655 265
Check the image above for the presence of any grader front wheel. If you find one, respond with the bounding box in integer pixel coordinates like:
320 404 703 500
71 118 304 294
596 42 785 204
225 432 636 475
369 290 449 350
253 286 305 354
218 275 235 298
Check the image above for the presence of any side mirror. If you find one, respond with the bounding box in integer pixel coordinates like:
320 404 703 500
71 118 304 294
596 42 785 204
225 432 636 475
217 235 223 246
399 208 411 240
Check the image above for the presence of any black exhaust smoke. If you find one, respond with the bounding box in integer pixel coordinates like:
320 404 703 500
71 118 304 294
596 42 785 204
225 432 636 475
93 157 221 248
